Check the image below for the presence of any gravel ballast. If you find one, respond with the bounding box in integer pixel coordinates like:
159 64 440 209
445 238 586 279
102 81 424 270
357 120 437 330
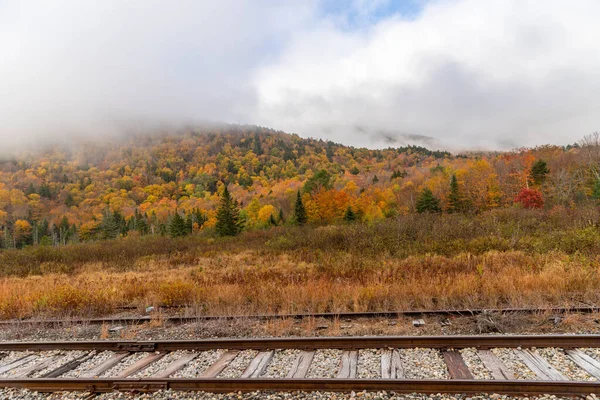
173 349 225 378
491 348 537 380
398 348 449 379
261 349 300 378
99 352 147 377
130 350 192 378
305 349 343 378
219 350 258 378
534 347 594 381
459 347 493 380
357 348 382 379
62 351 116 378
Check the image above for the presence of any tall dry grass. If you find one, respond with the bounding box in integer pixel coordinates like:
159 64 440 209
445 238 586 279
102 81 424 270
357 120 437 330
1 207 600 319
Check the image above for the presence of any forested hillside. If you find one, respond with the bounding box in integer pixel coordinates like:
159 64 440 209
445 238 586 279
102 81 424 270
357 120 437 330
0 125 597 248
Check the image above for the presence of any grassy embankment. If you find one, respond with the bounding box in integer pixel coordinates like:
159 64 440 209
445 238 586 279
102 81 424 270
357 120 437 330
1 206 600 319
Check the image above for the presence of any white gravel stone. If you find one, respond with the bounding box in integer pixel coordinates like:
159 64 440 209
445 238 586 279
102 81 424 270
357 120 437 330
459 347 493 380
357 348 382 378
582 347 600 362
398 348 450 379
62 351 116 378
173 350 225 377
130 350 192 378
534 347 594 381
491 348 537 380
261 349 300 378
306 349 342 378
30 350 89 378
219 350 258 378
100 352 147 377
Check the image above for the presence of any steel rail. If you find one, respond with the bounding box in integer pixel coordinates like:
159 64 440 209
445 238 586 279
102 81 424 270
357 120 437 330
1 335 600 352
1 378 599 395
1 306 598 327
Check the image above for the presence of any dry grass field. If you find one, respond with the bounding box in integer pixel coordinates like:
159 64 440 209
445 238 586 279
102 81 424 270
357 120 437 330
1 207 600 320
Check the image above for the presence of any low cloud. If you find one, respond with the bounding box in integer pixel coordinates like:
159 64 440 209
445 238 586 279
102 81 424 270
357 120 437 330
1 0 599 152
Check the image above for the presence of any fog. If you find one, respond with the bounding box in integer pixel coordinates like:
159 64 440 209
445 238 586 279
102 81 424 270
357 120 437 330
1 0 599 152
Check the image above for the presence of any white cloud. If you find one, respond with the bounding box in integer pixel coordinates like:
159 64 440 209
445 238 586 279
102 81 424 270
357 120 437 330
1 0 599 151
252 0 600 150
0 0 316 149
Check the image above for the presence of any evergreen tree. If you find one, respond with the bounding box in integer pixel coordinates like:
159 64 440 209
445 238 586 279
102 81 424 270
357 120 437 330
25 183 36 196
372 175 379 184
38 219 49 239
184 212 194 234
416 188 441 213
530 160 549 185
39 183 52 199
447 174 462 213
593 179 600 199
132 209 149 235
293 190 308 225
65 193 75 207
278 209 284 224
343 206 357 222
168 211 187 238
215 185 243 236
390 169 407 180
269 214 277 226
100 209 120 239
58 215 72 244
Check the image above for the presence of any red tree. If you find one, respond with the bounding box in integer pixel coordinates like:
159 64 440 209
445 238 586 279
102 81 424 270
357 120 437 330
514 188 544 209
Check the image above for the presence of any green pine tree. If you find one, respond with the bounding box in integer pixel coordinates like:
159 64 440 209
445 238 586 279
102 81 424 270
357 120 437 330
100 209 120 239
343 206 357 222
215 185 243 236
294 190 308 225
416 188 441 213
168 212 187 238
64 193 75 207
530 160 549 185
447 174 462 213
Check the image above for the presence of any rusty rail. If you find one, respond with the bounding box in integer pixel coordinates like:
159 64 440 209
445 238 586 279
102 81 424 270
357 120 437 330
2 335 600 352
1 306 598 327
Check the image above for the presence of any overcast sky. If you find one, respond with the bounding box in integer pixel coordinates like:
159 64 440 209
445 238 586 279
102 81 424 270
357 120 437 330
1 0 599 152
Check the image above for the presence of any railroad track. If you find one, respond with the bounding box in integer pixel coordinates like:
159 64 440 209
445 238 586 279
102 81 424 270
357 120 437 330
1 336 600 395
1 305 598 327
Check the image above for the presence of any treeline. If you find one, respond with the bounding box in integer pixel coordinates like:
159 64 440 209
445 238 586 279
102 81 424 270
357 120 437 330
1 126 600 249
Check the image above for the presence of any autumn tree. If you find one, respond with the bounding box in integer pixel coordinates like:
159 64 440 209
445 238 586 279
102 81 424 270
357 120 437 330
303 169 332 194
416 188 441 213
514 188 544 209
14 219 32 248
215 185 243 236
293 190 307 225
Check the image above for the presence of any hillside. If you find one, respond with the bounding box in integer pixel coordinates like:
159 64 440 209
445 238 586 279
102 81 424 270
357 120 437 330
0 125 595 248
